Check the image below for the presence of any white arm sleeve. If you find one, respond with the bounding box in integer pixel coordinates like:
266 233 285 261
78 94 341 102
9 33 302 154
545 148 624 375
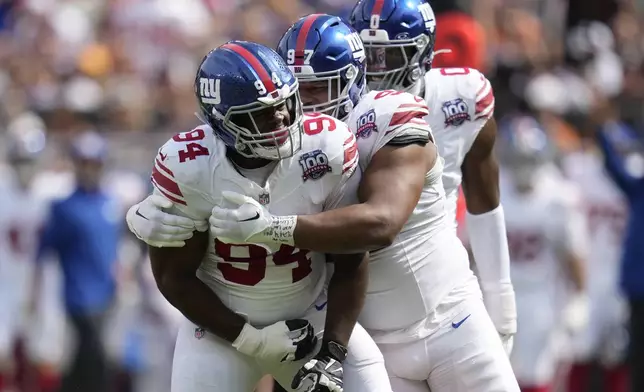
466 205 512 286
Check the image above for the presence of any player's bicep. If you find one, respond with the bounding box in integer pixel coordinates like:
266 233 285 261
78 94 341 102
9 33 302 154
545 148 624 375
149 229 210 284
461 117 501 213
359 143 434 223
560 205 589 260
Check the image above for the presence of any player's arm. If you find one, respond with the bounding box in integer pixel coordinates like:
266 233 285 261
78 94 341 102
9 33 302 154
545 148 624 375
461 120 513 289
293 143 434 253
459 75 516 343
554 194 589 332
595 122 643 196
323 252 369 348
554 196 587 293
149 227 246 342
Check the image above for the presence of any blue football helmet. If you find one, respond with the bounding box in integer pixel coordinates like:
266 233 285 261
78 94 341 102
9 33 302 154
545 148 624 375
195 41 303 160
350 0 437 92
497 114 555 189
6 112 46 164
5 112 46 187
276 14 366 121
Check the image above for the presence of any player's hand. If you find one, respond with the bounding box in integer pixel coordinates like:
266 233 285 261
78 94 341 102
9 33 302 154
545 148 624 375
481 282 517 356
291 342 346 392
210 191 297 246
233 319 317 362
126 194 208 247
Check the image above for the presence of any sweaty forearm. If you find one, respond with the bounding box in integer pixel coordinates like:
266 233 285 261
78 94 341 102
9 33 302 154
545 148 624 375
159 276 246 343
294 204 394 254
323 254 369 346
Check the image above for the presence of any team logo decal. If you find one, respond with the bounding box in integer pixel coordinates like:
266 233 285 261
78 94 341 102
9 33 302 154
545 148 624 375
356 109 377 139
194 327 206 340
258 192 270 205
442 98 470 126
299 149 331 181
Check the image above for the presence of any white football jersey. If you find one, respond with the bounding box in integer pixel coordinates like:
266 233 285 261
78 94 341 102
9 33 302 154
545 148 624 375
151 113 359 326
563 151 627 297
0 180 48 314
421 67 495 226
501 166 587 296
346 90 474 342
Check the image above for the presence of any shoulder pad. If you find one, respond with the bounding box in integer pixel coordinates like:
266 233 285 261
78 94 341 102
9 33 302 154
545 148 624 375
350 90 432 145
300 113 359 178
151 126 217 210
426 67 495 122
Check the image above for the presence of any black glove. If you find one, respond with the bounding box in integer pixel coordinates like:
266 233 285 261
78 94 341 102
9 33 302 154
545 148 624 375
291 340 347 392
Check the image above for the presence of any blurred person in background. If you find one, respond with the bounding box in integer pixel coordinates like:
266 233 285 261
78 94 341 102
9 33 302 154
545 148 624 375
497 114 588 392
37 131 120 392
0 112 48 392
590 98 644 392
562 101 630 392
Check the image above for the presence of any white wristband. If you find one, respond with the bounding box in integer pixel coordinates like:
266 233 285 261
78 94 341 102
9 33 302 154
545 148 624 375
266 215 297 246
232 323 260 356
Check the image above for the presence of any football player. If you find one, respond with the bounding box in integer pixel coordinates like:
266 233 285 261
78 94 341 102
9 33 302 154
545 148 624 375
350 0 517 355
496 115 588 392
139 41 390 392
0 113 50 391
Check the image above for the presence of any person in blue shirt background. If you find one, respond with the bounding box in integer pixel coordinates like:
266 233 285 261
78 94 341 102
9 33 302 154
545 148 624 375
593 101 644 392
38 130 121 392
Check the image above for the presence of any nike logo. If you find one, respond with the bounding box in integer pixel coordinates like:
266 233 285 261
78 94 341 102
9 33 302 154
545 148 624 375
135 209 148 220
451 314 471 329
315 302 327 311
240 212 260 222
159 152 168 161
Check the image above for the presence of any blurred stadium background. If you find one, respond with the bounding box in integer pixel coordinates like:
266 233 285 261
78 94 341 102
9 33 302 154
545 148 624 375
0 0 643 391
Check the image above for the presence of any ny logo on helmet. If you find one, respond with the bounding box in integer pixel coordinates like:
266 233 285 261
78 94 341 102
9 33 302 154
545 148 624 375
200 78 221 105
418 3 435 30
346 32 365 61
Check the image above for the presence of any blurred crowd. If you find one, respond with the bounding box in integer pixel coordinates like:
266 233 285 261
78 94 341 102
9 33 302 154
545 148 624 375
1 0 644 391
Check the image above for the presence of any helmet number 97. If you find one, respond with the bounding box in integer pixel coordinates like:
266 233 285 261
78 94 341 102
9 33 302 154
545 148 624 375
286 49 314 65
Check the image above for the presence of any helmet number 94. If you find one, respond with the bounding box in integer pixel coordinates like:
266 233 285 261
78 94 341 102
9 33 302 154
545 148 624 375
254 73 284 96
286 49 314 65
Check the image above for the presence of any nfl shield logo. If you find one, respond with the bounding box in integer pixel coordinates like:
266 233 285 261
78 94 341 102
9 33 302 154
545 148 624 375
259 193 270 205
194 327 206 340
